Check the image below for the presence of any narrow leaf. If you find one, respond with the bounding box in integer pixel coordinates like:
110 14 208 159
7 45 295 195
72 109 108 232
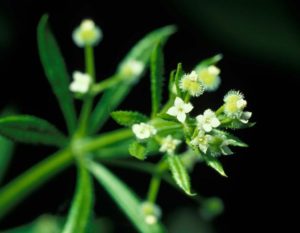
62 163 94 233
89 26 176 133
0 115 67 147
88 161 166 233
111 111 148 127
0 136 14 184
37 14 76 134
174 63 184 98
195 54 223 70
203 154 227 177
129 141 147 160
213 129 248 147
167 155 195 196
150 42 164 116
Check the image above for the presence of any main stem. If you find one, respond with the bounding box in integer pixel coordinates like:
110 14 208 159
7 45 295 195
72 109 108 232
0 129 132 220
76 45 95 137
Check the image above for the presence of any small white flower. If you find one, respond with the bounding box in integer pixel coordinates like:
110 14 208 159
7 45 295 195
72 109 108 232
191 131 212 153
69 71 92 94
132 123 157 140
159 135 181 154
240 111 252 124
141 202 162 225
72 19 102 47
167 97 193 123
119 59 145 79
179 71 205 97
198 65 221 91
223 90 247 117
196 109 220 132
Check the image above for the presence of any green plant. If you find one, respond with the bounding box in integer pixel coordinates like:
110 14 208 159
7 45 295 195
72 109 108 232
0 14 254 233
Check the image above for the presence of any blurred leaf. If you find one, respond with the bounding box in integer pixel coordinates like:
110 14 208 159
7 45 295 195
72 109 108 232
129 141 147 160
89 25 176 134
0 115 67 147
167 155 195 196
111 111 148 127
88 161 166 233
200 197 224 221
174 63 184 98
195 54 222 70
62 163 94 233
172 0 300 71
94 139 133 159
150 42 164 116
0 135 14 184
37 14 76 134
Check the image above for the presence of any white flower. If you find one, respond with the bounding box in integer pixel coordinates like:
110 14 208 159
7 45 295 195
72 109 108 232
240 111 252 124
198 65 221 91
119 59 145 79
69 71 92 94
141 202 162 225
132 123 157 140
159 135 181 154
179 71 205 97
223 90 247 117
167 97 193 123
196 109 220 132
190 131 212 153
72 19 102 47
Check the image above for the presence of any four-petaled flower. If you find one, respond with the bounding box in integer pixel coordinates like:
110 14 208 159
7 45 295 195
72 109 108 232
179 70 205 97
167 97 193 123
196 109 220 132
69 71 92 94
72 19 102 47
190 131 212 153
132 123 157 140
198 65 221 91
159 135 181 154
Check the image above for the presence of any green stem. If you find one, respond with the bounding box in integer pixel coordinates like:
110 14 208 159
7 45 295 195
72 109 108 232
91 75 120 95
0 149 72 219
0 129 132 221
76 45 96 137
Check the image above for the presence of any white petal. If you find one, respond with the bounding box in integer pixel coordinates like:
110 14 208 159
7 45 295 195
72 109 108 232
204 109 214 117
196 115 204 123
203 124 212 132
199 144 208 153
177 112 186 123
183 103 193 113
174 97 184 106
211 117 221 128
167 106 178 116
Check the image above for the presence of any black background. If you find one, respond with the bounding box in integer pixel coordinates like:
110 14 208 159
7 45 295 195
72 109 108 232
0 0 298 232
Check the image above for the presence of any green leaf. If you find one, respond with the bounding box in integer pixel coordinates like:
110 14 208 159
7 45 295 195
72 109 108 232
62 162 94 233
195 54 223 70
0 136 14 184
174 63 184 98
37 14 76 134
167 155 195 196
111 111 148 127
0 115 67 147
89 25 176 134
129 141 148 160
203 154 227 177
150 42 164 116
88 161 166 233
213 129 248 147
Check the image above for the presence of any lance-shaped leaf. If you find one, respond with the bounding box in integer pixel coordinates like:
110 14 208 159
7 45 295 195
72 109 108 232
0 136 14 184
37 14 76 134
195 54 223 70
89 25 176 134
62 163 94 233
111 111 148 127
213 129 248 147
88 161 166 233
203 153 227 177
129 141 148 160
0 115 67 147
174 63 184 98
167 155 195 196
150 42 164 116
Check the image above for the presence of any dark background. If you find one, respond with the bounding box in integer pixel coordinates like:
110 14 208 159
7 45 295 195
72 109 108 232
0 0 298 232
